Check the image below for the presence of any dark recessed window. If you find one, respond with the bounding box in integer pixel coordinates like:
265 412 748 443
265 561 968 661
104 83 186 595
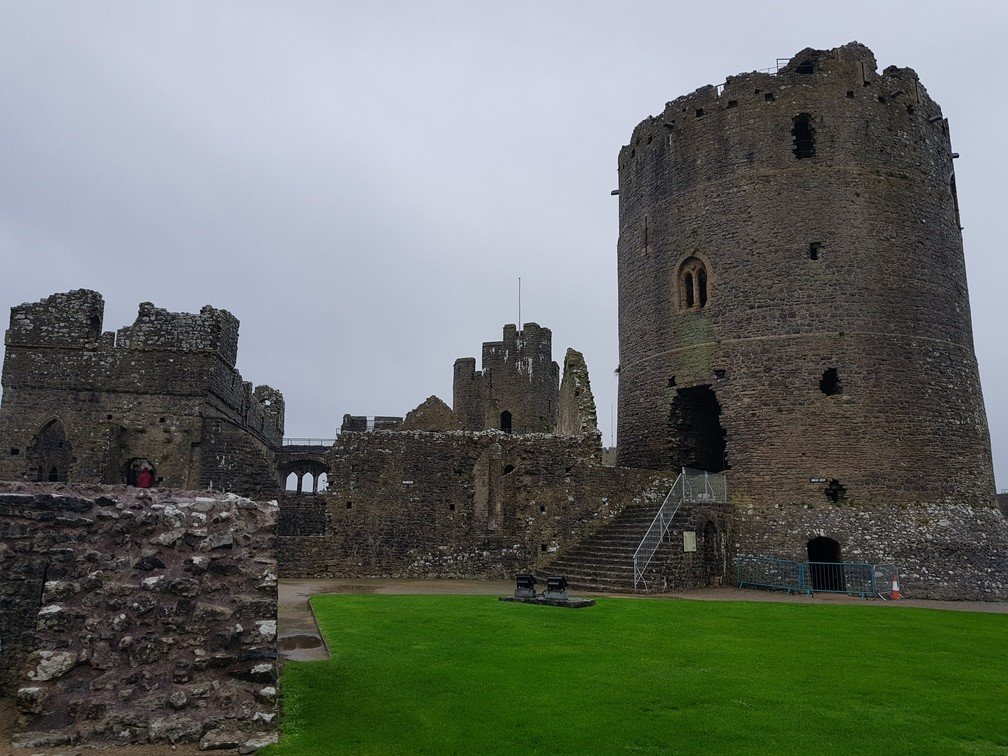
539 504 546 513
820 368 842 396
10 448 18 456
346 501 353 509
764 92 775 102
667 376 677 388
714 369 726 380
792 114 815 159
824 479 847 503
809 242 822 260
796 60 815 75
695 108 704 117
727 100 738 109
449 503 455 511
846 90 855 98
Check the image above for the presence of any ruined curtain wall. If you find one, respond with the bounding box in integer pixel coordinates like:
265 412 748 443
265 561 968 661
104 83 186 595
279 431 669 579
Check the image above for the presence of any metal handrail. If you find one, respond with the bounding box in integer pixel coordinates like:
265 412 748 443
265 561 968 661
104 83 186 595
632 467 727 589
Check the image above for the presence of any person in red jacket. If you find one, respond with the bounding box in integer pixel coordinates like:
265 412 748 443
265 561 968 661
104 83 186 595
137 466 154 489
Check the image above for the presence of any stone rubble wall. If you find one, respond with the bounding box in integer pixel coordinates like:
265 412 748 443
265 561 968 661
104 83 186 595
401 395 463 432
279 430 670 579
555 348 599 437
735 499 1008 600
642 502 735 593
0 483 279 751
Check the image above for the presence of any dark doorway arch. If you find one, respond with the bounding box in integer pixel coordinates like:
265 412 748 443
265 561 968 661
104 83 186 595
499 411 512 434
667 385 726 472
30 419 71 482
807 536 843 592
122 457 157 488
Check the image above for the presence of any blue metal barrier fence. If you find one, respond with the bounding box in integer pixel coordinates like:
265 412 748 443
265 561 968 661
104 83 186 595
737 556 900 599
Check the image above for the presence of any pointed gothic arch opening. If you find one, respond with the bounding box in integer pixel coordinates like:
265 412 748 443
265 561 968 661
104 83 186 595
30 419 71 482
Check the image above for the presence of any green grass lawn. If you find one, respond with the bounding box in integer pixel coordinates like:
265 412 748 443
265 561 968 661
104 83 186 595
264 595 1008 755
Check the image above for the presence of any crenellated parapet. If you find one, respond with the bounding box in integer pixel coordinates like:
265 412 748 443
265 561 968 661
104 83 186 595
453 323 560 434
0 291 282 495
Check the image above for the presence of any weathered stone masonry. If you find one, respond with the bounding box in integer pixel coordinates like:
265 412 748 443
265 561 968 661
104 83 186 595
278 430 672 579
0 484 278 750
454 323 560 434
0 290 283 499
615 42 1007 598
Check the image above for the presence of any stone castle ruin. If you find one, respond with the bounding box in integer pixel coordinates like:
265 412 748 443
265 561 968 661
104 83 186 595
453 323 561 434
0 290 281 498
2 38 1008 748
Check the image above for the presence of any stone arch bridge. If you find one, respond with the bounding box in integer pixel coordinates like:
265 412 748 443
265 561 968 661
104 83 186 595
274 439 332 494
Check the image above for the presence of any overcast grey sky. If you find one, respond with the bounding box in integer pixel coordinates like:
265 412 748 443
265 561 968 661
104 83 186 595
2 2 1006 487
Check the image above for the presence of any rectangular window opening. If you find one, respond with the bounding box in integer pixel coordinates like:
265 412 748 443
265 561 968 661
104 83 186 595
792 113 815 159
809 242 822 260
10 448 19 456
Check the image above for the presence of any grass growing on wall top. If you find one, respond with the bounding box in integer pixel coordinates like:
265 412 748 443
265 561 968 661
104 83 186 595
265 594 1008 754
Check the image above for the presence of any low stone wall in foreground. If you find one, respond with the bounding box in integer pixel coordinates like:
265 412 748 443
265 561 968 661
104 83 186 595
0 483 278 751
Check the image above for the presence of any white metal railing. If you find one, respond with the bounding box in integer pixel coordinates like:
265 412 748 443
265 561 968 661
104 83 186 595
632 467 727 589
282 438 335 447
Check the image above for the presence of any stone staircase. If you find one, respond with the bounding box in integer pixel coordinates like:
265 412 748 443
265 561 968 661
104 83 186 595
539 495 686 593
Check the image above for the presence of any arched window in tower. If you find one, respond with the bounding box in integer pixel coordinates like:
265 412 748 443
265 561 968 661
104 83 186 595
678 257 709 311
792 113 815 159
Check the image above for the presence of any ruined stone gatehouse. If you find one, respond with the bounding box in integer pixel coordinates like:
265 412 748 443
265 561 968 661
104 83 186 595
0 290 282 498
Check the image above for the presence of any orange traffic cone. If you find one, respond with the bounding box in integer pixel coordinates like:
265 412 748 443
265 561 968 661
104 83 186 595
890 574 902 600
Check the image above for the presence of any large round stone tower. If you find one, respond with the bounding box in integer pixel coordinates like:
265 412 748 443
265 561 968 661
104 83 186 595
616 42 995 520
